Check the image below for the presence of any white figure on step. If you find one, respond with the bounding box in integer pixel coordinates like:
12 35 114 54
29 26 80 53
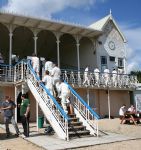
42 70 54 96
44 59 54 74
51 63 61 97
58 80 70 114
31 53 39 76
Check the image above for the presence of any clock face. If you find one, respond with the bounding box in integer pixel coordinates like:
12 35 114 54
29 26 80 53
108 41 115 50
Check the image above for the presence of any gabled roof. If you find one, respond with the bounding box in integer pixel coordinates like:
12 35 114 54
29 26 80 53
89 14 126 42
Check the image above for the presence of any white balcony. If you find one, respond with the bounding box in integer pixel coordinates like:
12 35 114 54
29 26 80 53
61 69 138 89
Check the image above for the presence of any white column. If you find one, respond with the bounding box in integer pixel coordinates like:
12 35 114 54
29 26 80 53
56 39 60 68
123 57 126 74
87 88 90 106
21 83 26 94
107 89 111 119
9 32 13 65
33 35 38 55
76 43 80 71
124 43 127 74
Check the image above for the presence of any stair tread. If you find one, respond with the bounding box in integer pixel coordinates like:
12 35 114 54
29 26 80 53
68 114 76 116
69 121 83 125
69 125 85 129
69 130 90 134
69 117 79 120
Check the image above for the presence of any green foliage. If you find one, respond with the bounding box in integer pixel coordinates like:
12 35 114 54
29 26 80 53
130 71 141 83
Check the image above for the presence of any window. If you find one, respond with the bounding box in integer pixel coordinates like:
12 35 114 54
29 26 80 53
101 56 107 72
118 58 124 68
109 56 115 61
101 56 107 65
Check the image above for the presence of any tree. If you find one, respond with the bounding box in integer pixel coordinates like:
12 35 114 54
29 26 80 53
130 71 141 83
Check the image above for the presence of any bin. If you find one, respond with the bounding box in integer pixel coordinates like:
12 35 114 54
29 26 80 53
38 116 44 128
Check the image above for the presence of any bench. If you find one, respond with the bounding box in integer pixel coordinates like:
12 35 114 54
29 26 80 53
120 113 141 125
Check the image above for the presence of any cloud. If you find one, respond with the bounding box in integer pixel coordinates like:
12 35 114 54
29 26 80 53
1 0 99 18
120 24 141 73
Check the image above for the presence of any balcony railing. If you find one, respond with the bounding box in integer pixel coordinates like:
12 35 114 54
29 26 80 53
0 64 14 82
0 63 139 89
61 69 138 89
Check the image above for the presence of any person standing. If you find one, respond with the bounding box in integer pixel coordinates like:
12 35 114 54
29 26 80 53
94 68 100 86
112 68 117 87
44 59 54 74
31 53 39 76
83 66 90 86
1 96 19 138
42 70 54 96
103 68 110 87
119 104 127 124
51 63 61 97
20 94 30 137
58 80 70 114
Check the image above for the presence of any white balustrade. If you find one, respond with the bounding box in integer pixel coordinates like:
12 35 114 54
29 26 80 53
61 69 138 89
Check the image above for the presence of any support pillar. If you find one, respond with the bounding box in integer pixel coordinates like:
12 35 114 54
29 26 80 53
33 35 38 55
107 89 111 119
87 88 90 106
76 42 80 71
9 32 13 65
56 39 60 68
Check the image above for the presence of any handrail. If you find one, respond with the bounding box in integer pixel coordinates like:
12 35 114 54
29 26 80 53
64 80 100 120
27 60 69 120
13 58 27 66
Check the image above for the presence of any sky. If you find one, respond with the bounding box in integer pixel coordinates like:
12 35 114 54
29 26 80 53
0 0 141 73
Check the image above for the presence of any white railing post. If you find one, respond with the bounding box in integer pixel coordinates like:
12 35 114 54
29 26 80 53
65 119 69 141
77 71 81 87
21 61 24 80
14 65 16 82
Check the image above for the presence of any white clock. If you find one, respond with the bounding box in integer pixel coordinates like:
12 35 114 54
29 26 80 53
108 41 115 50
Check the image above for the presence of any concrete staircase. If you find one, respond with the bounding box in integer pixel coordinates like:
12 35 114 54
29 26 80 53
56 97 90 138
68 113 90 138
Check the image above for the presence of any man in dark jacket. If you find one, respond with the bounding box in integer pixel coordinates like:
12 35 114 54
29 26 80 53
1 96 19 138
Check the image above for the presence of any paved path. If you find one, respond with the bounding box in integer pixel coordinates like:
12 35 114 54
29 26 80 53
0 123 139 150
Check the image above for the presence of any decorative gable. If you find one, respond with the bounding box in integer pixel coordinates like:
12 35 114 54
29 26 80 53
103 21 125 57
89 14 126 42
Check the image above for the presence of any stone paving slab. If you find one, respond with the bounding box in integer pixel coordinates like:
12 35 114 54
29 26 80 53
0 123 140 150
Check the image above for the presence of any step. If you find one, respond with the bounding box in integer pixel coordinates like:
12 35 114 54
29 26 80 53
69 130 90 137
68 125 86 131
69 117 79 122
68 114 76 118
69 121 83 126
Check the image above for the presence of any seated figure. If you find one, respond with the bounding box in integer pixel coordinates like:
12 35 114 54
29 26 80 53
128 105 136 113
